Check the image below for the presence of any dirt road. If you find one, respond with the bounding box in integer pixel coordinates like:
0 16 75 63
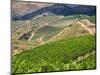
28 25 44 41
77 21 95 35
72 50 95 64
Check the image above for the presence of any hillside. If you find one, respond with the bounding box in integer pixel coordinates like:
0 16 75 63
32 25 63 41
12 1 96 74
12 15 96 55
12 1 53 19
12 34 96 73
12 1 96 20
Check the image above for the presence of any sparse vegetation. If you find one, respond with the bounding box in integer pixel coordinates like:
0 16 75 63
88 15 96 23
64 15 96 24
32 26 63 41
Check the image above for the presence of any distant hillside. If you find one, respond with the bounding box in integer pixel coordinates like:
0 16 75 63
12 1 96 20
12 1 53 20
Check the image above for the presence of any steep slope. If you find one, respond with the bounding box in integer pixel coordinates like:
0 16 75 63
12 34 96 73
48 21 89 42
32 25 63 41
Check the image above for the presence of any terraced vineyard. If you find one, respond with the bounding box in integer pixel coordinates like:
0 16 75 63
12 34 96 73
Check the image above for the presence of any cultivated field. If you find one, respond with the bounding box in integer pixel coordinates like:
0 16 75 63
12 35 96 73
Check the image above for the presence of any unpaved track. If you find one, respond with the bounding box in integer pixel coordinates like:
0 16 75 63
25 20 44 42
72 50 95 64
28 25 44 41
28 16 64 42
77 21 95 35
